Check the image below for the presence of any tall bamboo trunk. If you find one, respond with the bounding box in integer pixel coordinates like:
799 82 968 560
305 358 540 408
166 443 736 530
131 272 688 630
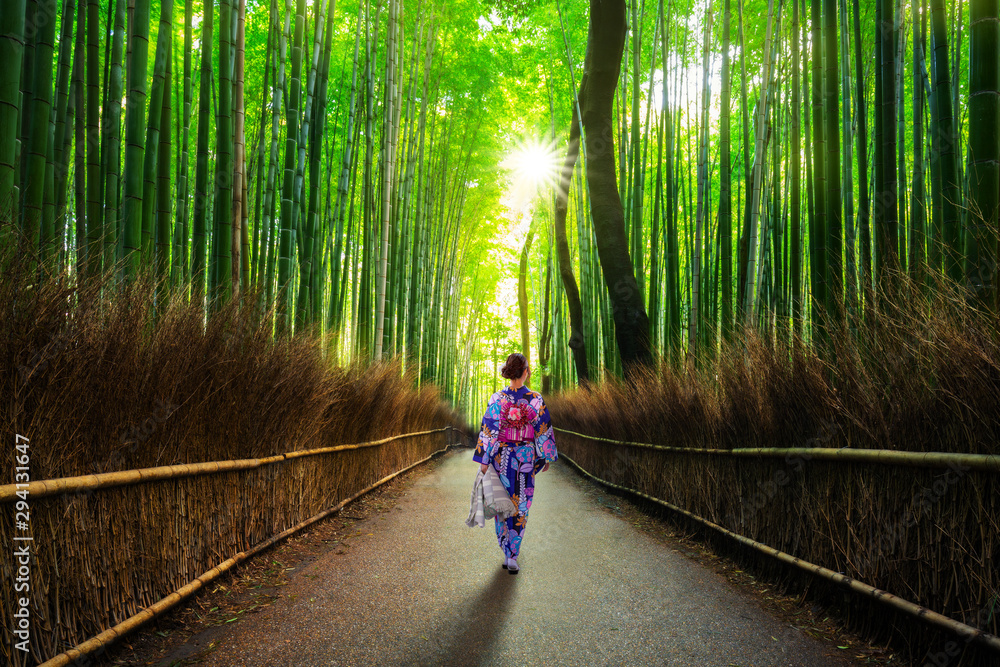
745 0 778 320
876 0 899 287
121 0 152 278
278 0 305 332
172 0 193 288
292 0 330 329
0 0 26 227
518 220 535 364
808 0 827 337
156 39 173 286
719 0 734 340
231 0 246 298
102 0 126 274
967 0 999 307
73 0 85 270
21 0 56 265
375 0 399 359
823 0 842 323
735 0 752 321
405 17 434 362
310 0 336 327
331 0 365 337
143 0 174 272
50 0 75 268
262 0 288 310
910 0 927 286
85 0 102 275
853 0 872 309
192 0 213 301
212 0 234 304
790 0 802 339
691 0 713 364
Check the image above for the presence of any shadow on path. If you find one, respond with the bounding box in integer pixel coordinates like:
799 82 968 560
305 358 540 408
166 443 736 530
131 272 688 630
404 568 516 666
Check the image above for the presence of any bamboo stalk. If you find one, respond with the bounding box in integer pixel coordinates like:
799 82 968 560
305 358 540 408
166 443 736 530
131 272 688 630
553 427 1000 472
559 451 1000 654
40 440 458 667
0 428 449 502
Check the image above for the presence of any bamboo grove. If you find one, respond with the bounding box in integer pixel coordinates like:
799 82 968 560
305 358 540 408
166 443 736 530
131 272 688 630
0 0 523 414
497 0 996 392
0 0 998 422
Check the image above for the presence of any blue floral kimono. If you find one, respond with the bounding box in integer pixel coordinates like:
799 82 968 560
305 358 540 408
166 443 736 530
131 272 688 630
473 385 558 560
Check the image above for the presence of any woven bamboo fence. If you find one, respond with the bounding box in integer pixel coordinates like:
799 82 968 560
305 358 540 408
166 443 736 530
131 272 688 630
554 427 1000 659
0 427 455 666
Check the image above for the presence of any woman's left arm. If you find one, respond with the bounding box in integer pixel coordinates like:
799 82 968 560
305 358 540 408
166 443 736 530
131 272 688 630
532 396 558 472
473 394 501 466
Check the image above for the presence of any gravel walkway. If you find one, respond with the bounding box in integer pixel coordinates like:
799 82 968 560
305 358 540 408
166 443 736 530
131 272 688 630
183 449 850 666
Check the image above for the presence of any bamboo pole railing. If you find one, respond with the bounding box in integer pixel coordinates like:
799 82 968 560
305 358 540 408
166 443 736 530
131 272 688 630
558 448 1000 655
554 427 1000 472
0 427 450 503
38 428 459 667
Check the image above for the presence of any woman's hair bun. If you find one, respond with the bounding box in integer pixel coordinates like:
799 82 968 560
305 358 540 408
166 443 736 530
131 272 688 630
500 353 527 380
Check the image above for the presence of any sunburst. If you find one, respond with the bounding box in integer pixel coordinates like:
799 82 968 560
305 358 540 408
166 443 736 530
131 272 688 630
501 137 561 210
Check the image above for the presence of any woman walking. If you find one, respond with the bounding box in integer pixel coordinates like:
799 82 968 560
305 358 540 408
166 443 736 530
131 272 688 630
473 353 558 573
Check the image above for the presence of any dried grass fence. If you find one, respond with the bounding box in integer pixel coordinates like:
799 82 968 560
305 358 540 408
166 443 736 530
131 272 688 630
552 425 1000 663
0 242 471 664
547 272 1000 662
0 427 456 665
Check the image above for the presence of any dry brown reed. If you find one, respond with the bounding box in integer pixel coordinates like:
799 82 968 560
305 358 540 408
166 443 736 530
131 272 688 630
549 269 1000 664
0 241 461 664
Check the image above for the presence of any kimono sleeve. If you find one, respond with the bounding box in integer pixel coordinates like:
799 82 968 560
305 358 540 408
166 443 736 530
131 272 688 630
473 393 501 464
531 394 557 467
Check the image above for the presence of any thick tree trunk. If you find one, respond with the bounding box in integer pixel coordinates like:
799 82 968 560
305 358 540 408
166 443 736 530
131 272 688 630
580 0 651 374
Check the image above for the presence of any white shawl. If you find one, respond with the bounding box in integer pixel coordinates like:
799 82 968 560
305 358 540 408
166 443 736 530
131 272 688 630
465 465 517 528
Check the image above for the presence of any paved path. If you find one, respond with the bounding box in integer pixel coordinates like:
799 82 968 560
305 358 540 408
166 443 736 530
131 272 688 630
189 449 850 666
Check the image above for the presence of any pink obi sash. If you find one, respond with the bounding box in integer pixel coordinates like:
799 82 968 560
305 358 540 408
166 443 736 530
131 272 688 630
498 395 537 444
499 424 535 443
